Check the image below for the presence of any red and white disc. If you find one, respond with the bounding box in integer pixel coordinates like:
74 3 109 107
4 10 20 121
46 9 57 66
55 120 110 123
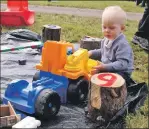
91 73 125 88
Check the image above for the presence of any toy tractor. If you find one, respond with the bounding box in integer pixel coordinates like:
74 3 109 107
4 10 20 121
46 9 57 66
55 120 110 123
3 41 100 119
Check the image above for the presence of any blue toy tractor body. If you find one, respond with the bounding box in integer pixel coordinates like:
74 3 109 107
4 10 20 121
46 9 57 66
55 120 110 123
3 71 69 119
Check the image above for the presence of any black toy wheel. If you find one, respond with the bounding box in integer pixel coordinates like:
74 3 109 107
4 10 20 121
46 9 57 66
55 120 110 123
35 89 61 120
67 77 89 104
32 71 40 82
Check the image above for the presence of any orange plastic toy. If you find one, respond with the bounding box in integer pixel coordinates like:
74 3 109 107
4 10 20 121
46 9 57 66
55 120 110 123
0 0 35 26
36 41 100 80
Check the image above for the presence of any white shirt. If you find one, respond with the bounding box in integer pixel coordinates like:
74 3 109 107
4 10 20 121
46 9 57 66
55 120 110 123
104 33 123 48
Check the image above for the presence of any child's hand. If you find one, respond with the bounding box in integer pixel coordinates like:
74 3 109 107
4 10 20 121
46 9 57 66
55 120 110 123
91 68 99 75
91 64 106 75
88 51 92 57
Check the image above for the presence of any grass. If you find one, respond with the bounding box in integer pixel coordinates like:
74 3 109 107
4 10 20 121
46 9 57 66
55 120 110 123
2 13 148 128
28 1 144 13
1 1 144 13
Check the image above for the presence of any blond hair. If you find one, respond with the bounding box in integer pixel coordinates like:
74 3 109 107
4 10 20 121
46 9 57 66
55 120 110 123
102 6 127 25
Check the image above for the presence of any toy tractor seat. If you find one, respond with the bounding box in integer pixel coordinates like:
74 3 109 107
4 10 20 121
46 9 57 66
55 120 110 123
0 0 35 26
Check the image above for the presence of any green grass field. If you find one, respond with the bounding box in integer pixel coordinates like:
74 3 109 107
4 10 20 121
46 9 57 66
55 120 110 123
2 12 148 128
28 1 144 13
1 0 144 13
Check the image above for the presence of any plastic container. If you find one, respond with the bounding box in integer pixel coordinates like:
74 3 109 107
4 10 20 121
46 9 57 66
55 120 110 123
12 116 40 128
24 120 41 128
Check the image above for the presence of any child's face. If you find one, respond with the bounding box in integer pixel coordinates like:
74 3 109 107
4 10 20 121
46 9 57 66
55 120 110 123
102 23 125 40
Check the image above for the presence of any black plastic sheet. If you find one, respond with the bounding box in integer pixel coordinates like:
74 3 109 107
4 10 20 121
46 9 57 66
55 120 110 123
106 82 148 128
0 29 148 129
1 29 41 45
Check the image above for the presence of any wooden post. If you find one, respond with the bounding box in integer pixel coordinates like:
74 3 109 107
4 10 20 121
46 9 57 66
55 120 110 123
80 36 102 50
42 25 61 43
87 73 127 123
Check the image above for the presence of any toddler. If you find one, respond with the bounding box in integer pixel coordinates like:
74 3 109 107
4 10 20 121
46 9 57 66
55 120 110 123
89 6 134 81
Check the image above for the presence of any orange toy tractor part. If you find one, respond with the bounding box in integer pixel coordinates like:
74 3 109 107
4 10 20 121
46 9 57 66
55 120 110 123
36 41 74 74
36 41 100 80
0 0 35 26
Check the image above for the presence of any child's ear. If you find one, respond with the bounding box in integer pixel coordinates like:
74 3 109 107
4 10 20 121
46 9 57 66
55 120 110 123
121 25 125 31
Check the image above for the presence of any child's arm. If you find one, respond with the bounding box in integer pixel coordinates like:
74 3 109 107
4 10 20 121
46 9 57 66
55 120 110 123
88 49 102 59
103 44 133 72
91 43 133 73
